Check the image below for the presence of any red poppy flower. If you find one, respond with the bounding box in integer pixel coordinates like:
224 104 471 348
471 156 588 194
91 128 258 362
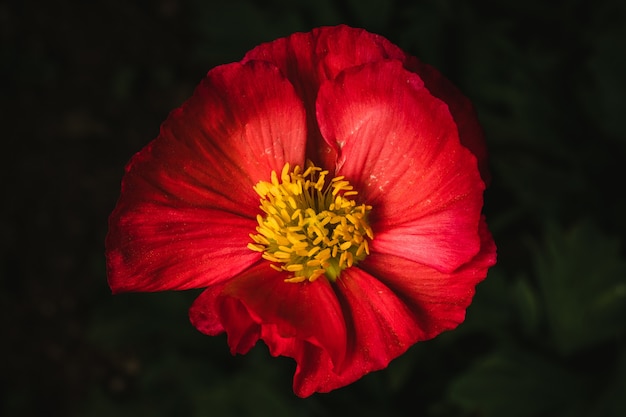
106 25 497 397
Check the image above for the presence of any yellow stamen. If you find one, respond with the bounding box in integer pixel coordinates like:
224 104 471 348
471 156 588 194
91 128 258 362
249 161 374 283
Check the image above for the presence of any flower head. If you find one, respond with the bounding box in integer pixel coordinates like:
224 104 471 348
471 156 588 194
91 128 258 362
106 25 497 397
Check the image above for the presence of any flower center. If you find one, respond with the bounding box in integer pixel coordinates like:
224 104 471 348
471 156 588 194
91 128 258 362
248 162 373 283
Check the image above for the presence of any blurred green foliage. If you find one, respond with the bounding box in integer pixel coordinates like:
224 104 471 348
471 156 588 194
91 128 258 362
2 0 625 416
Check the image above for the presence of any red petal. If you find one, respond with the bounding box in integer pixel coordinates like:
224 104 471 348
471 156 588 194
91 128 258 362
106 208 259 293
188 220 494 397
188 262 438 397
244 25 487 181
244 25 405 170
360 217 497 338
289 266 426 396
316 60 485 272
106 60 307 293
146 59 306 215
406 58 491 184
188 263 348 377
188 281 227 336
189 279 263 355
273 254 492 397
187 226 494 399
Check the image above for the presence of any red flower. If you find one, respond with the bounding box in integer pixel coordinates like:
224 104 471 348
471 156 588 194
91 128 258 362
106 25 497 397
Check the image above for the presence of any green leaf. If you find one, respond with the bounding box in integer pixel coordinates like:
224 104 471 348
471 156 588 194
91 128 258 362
449 348 587 417
577 1 626 143
589 350 626 417
530 221 626 355
511 274 542 337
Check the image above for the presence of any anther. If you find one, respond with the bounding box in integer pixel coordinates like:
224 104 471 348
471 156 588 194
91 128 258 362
248 162 373 283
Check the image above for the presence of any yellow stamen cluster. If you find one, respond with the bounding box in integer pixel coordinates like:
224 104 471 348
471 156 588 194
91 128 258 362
247 162 373 283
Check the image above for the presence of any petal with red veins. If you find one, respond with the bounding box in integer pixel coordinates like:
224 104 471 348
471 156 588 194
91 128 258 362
107 207 259 293
405 57 490 184
243 25 405 169
106 60 307 293
360 217 497 339
317 59 485 272
155 59 307 214
284 266 426 397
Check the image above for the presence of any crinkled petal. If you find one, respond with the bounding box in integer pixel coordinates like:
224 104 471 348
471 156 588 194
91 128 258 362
316 60 485 272
189 279 263 354
287 266 426 397
243 25 405 170
189 221 494 397
188 280 227 336
188 263 348 381
360 217 497 337
106 60 307 293
298 226 493 396
189 262 434 397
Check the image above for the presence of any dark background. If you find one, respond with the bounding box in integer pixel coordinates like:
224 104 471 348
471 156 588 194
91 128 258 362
2 0 625 416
